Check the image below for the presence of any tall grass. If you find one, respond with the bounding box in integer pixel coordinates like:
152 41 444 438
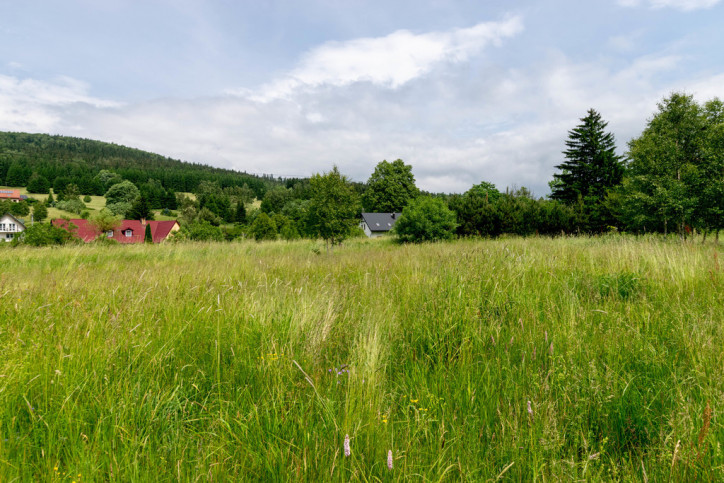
0 236 721 480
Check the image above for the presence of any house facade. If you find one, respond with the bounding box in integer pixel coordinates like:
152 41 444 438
359 212 402 238
0 213 26 242
0 189 27 203
52 219 180 244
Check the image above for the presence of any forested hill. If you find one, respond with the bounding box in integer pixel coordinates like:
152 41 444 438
0 131 277 197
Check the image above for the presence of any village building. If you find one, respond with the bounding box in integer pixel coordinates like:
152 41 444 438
0 189 27 203
52 218 180 244
359 212 402 238
0 213 26 242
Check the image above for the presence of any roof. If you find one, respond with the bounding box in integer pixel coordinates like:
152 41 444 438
360 212 402 232
0 189 22 200
52 219 179 244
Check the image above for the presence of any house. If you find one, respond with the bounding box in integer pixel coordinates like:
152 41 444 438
359 212 402 238
0 213 26 242
52 218 180 244
0 189 27 203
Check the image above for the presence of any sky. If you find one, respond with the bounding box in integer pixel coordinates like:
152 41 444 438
1 0 723 195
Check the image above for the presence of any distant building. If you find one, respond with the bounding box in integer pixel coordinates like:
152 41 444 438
0 189 27 203
0 213 26 242
52 219 180 244
359 212 402 238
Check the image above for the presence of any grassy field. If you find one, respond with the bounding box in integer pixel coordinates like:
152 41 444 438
0 236 721 481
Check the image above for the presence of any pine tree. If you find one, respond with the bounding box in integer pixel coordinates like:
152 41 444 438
144 223 153 243
551 109 624 231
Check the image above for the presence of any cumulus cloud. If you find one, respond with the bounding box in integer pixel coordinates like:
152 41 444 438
247 16 523 100
617 0 721 10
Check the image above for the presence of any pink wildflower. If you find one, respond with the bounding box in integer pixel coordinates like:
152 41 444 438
344 434 351 457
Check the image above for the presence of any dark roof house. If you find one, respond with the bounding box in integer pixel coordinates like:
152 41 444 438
359 212 402 238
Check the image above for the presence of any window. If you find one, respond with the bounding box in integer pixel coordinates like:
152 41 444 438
9 223 15 232
106 230 114 238
0 223 5 231
124 229 133 237
6 233 12 239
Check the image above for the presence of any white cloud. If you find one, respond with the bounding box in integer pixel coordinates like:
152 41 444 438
247 16 524 100
0 75 120 132
617 0 721 10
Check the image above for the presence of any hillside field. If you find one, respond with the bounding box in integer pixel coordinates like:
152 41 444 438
0 236 721 480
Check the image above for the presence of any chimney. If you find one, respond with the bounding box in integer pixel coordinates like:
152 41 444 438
141 218 146 225
391 213 396 220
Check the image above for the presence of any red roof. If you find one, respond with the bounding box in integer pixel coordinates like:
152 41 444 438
0 189 22 200
52 219 179 244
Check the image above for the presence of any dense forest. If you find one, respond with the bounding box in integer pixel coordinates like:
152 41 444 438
0 132 275 197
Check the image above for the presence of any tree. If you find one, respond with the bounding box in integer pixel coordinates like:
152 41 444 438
362 159 420 212
260 187 292 214
144 223 153 243
32 203 48 223
307 166 361 249
105 180 140 217
551 109 624 231
449 181 503 237
4 161 31 186
88 209 122 237
250 212 278 241
26 173 50 194
126 194 154 221
394 196 457 243
621 93 723 237
234 201 247 224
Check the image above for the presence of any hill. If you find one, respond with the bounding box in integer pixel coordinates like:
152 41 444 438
0 131 277 197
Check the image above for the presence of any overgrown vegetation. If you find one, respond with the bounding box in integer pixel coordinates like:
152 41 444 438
0 236 721 480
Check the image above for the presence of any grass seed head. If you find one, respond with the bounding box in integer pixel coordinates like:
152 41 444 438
344 434 351 457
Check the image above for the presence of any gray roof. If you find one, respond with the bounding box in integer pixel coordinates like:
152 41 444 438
360 212 402 232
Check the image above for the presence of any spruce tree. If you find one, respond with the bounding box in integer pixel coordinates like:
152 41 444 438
551 109 624 231
144 222 153 243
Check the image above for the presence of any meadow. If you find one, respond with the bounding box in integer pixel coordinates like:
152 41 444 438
0 236 721 481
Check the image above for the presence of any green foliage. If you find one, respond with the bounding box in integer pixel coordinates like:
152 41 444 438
55 199 86 215
551 109 624 231
26 173 50 194
307 166 361 247
126 194 154 221
4 160 31 186
105 180 140 205
178 221 224 241
260 186 292 214
621 93 723 235
14 222 74 246
394 196 457 243
83 195 92 203
250 212 278 241
88 208 122 235
32 203 48 222
105 201 132 217
0 131 273 197
362 159 419 212
145 223 153 243
8 200 30 217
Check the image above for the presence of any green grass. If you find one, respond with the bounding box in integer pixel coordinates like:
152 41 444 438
0 236 721 480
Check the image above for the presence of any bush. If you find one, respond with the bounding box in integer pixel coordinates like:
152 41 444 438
250 213 277 241
105 202 132 217
56 199 86 215
178 221 224 242
394 196 458 243
83 195 92 203
15 223 74 247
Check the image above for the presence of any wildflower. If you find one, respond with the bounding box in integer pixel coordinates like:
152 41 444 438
527 400 534 421
344 434 351 457
549 342 554 355
387 450 393 470
545 331 548 344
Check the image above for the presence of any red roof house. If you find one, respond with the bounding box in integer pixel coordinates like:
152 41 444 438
52 219 180 244
0 189 26 202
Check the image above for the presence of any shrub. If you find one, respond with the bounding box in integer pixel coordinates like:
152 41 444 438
56 199 86 214
15 223 74 246
394 196 458 243
83 195 92 203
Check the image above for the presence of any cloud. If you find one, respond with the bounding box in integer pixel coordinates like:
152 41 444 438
617 0 721 10
247 16 523 100
0 74 120 132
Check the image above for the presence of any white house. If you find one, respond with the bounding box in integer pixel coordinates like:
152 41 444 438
0 213 26 242
359 212 402 238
